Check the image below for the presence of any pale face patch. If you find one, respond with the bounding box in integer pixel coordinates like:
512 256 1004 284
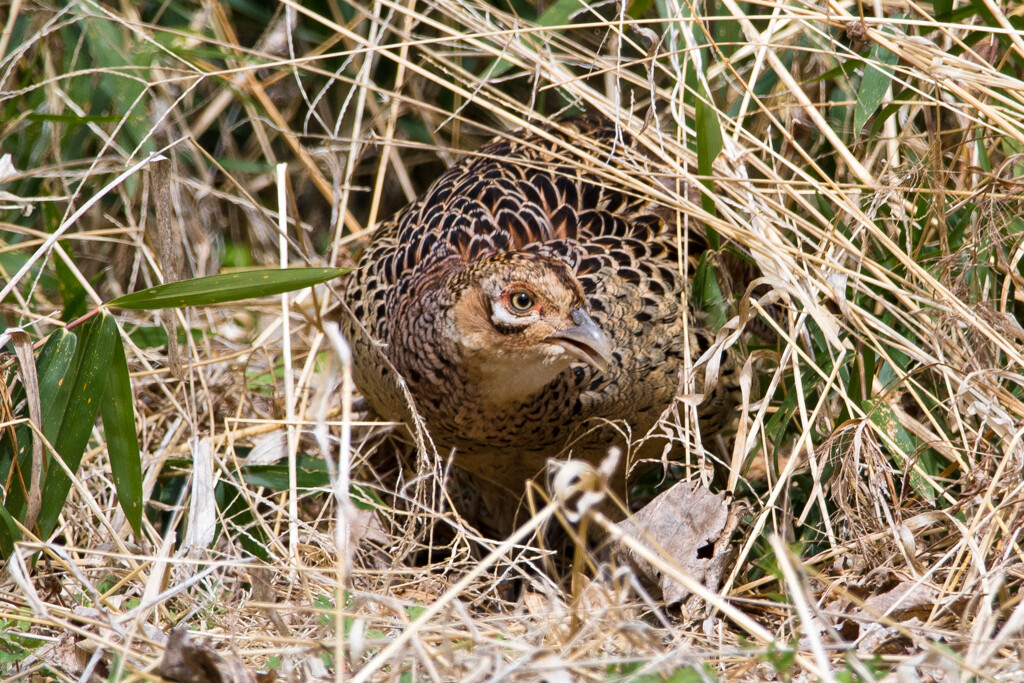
448 254 601 404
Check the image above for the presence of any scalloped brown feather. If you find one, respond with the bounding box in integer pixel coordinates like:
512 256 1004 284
339 116 738 493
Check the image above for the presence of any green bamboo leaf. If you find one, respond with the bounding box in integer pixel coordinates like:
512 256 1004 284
107 267 346 310
240 461 332 490
36 312 117 539
101 337 142 536
863 398 936 501
7 329 79 443
0 329 78 555
854 34 899 135
0 504 21 558
239 459 383 510
809 59 864 83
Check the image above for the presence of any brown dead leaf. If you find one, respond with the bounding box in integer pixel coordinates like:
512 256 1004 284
159 629 275 683
612 482 740 606
859 580 938 619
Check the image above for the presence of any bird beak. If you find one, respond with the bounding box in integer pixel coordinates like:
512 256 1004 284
548 309 614 372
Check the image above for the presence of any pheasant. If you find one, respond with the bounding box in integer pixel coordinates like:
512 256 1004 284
339 116 738 496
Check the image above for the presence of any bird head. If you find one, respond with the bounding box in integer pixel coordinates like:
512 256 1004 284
447 252 614 404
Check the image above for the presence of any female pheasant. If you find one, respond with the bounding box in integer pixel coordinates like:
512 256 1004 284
340 116 736 494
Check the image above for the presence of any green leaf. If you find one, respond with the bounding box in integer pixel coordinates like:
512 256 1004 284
810 59 864 84
13 329 79 443
82 17 153 155
863 398 936 500
107 268 346 310
57 240 88 322
854 35 899 135
127 325 170 349
240 461 332 490
0 330 78 556
664 666 706 683
36 312 118 539
868 100 905 137
351 484 384 511
238 458 381 509
691 252 727 330
627 0 655 19
25 112 122 124
696 92 723 220
0 504 23 561
215 481 271 562
101 338 142 536
406 603 428 621
845 345 876 411
128 325 206 349
864 400 915 454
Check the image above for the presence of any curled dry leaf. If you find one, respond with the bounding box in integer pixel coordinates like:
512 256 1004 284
612 481 740 606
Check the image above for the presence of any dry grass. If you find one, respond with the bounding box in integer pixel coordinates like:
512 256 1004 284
2 0 1024 679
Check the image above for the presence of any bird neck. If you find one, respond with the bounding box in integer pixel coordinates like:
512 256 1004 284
460 349 570 406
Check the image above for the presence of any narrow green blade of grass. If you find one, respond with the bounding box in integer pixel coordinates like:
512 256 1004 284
107 267 346 310
36 312 118 540
25 113 122 124
100 337 142 536
696 93 723 221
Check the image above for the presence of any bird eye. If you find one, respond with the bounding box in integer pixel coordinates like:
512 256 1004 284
508 290 535 313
